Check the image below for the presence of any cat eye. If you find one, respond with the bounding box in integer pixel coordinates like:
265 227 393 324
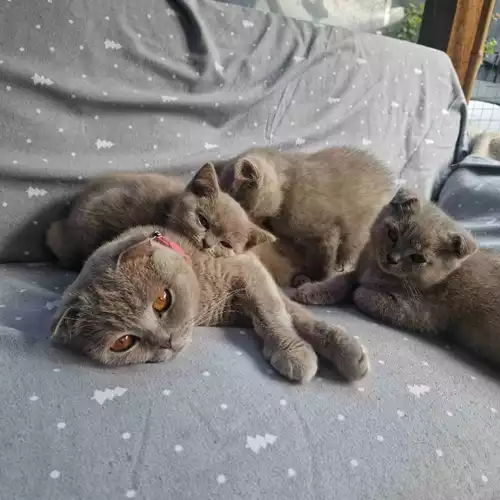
387 227 398 242
110 335 138 353
198 213 209 230
153 289 172 314
410 254 427 264
220 241 232 249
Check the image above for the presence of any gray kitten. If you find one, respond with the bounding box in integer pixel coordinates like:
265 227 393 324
51 225 370 383
217 147 394 284
293 189 500 367
47 163 273 269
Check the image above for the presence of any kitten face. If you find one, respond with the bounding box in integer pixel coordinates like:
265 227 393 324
172 163 275 255
218 151 281 220
52 236 200 365
371 189 478 288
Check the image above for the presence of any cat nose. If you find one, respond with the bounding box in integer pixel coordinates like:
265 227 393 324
202 234 216 249
387 252 401 265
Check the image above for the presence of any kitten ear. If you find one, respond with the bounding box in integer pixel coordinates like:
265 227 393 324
234 158 260 188
186 163 220 198
245 224 276 250
449 232 478 259
116 239 154 268
390 188 420 215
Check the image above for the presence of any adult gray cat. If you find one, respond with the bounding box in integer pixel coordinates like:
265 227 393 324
217 147 394 285
293 189 500 367
51 226 369 383
47 163 273 270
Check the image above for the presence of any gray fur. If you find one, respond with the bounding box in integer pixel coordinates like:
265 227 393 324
218 147 394 285
294 189 500 368
46 163 274 269
52 225 369 383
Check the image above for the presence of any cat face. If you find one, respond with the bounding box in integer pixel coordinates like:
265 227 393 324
371 189 478 288
51 232 199 365
218 150 281 220
172 162 275 255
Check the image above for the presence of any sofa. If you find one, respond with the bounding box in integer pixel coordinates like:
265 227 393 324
1 1 499 499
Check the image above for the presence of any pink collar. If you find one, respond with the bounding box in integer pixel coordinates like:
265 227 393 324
150 230 191 263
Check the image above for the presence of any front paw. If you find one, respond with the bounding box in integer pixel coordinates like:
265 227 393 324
292 282 329 305
353 286 395 318
319 323 370 381
262 339 318 383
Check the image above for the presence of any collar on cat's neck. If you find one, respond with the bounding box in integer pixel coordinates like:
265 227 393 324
150 230 191 263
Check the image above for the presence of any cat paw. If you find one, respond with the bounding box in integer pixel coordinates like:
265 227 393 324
318 324 370 381
293 282 330 305
291 274 312 288
262 339 318 383
353 286 394 316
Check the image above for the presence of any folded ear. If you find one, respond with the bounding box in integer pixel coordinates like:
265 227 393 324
116 239 154 269
449 231 478 259
245 224 276 250
390 188 421 215
50 305 76 343
186 163 220 198
234 158 260 188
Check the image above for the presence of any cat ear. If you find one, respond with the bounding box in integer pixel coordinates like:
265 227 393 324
245 224 276 250
234 158 260 188
116 239 154 268
390 188 420 214
449 232 478 259
50 305 76 343
186 163 220 198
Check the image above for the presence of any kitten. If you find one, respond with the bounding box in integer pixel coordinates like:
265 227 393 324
51 225 370 383
46 163 273 269
217 147 394 284
293 189 500 367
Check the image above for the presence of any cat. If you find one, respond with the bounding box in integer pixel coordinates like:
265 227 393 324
46 163 274 270
50 225 370 383
217 147 394 285
293 189 500 367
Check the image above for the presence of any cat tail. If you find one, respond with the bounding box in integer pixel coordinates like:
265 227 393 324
46 219 80 270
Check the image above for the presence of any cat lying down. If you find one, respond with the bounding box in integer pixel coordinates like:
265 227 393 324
294 188 500 368
51 225 369 383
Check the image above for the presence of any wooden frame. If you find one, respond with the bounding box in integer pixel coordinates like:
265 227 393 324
418 0 496 101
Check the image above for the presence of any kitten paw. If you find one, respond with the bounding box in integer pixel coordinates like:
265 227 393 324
293 282 331 305
317 323 370 381
262 339 318 383
291 274 312 288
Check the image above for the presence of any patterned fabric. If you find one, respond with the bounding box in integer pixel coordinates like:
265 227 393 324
220 0 402 32
1 263 500 499
2 1 496 500
0 0 464 263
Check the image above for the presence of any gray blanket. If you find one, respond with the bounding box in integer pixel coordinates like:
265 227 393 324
0 0 464 263
3 1 500 500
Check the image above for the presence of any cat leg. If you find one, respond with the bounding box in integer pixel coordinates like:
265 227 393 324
283 295 369 380
335 229 367 273
292 272 356 305
353 287 444 336
319 226 342 277
234 256 319 382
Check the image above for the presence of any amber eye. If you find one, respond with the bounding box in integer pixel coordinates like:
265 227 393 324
410 253 427 264
153 289 172 314
198 213 209 230
110 335 137 353
220 241 232 249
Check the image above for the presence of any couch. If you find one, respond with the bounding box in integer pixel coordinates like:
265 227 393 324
1 1 499 499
